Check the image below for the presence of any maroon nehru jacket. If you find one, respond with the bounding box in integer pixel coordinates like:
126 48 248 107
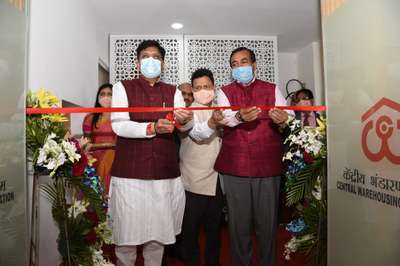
111 77 180 180
214 79 283 178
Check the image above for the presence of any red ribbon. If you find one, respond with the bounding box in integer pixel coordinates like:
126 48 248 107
26 105 326 114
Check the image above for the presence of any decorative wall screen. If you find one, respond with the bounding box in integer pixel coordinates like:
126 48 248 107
110 35 278 88
183 36 278 88
110 35 184 85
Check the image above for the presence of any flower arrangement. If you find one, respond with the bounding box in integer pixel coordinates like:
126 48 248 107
283 116 327 266
26 89 113 266
26 89 69 167
36 133 81 176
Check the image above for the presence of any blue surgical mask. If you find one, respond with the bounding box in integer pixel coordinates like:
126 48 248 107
140 57 161 78
232 66 254 84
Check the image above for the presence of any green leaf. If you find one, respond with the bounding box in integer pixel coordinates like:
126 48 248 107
285 159 323 206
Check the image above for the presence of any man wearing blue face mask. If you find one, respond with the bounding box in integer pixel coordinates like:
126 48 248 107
109 40 193 266
190 47 292 266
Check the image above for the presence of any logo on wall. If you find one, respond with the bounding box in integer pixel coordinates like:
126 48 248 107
361 98 400 164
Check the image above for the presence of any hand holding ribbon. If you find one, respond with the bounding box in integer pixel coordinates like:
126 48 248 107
154 119 175 134
208 110 225 129
237 107 261 122
268 108 289 125
174 109 193 125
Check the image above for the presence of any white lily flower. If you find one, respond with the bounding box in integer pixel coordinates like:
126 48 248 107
61 140 81 162
67 199 89 218
283 152 293 161
91 247 115 266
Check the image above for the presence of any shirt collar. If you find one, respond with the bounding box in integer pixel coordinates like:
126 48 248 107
235 76 257 88
139 75 161 87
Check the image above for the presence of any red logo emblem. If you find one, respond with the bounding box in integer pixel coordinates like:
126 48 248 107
361 98 400 164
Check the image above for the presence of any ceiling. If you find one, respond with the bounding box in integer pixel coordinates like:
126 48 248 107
91 0 321 52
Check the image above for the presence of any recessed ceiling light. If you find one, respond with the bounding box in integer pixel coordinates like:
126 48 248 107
171 23 183 30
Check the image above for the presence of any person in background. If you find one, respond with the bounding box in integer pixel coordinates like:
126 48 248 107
293 88 319 127
178 82 194 108
162 81 195 264
109 40 193 266
82 83 116 192
180 68 223 266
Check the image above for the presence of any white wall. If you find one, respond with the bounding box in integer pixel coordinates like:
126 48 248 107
28 1 99 264
278 52 299 99
97 28 109 68
278 43 324 105
28 0 99 135
296 41 324 105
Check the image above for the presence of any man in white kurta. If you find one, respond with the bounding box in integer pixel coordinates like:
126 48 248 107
179 68 224 266
109 40 192 266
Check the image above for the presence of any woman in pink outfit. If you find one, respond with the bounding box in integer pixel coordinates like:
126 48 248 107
82 83 116 192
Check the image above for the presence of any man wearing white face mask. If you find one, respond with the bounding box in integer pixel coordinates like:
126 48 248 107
109 40 193 266
179 68 223 266
190 47 293 266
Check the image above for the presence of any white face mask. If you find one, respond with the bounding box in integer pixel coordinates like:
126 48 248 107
193 89 215 105
297 99 313 106
98 96 112 107
140 57 162 78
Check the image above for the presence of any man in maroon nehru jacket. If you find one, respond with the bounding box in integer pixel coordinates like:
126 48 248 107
190 47 292 266
109 40 193 266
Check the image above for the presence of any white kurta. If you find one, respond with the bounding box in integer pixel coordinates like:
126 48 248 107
108 176 185 245
179 102 221 196
108 81 187 245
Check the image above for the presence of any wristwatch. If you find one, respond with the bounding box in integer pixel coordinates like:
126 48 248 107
235 111 244 122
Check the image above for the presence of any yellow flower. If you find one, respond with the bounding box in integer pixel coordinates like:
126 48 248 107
88 157 97 166
316 117 326 133
30 89 68 122
35 88 61 108
43 114 68 123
